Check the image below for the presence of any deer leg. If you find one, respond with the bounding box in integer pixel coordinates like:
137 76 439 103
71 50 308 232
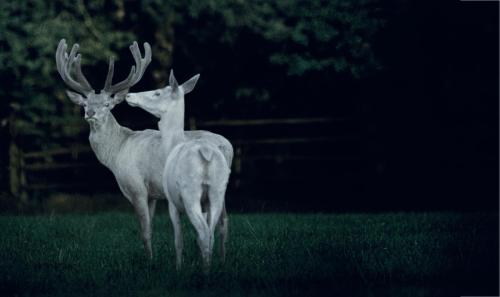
148 199 157 223
185 203 211 274
134 198 153 260
168 202 183 271
218 203 228 263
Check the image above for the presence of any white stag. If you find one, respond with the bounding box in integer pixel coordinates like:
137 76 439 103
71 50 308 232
55 39 232 260
126 71 231 272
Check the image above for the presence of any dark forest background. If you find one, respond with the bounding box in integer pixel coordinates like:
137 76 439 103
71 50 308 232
0 0 498 212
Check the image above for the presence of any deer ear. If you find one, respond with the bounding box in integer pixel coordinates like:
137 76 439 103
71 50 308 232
169 69 179 93
181 74 200 95
66 90 85 106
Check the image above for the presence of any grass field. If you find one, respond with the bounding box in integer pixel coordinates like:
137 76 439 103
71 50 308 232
0 212 498 297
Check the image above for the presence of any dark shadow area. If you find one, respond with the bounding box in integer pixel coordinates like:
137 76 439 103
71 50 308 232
1 1 497 213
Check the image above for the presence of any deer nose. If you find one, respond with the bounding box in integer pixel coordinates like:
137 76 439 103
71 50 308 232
125 94 137 106
86 110 95 117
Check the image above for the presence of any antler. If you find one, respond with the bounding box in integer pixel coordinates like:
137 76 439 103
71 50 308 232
102 41 152 94
55 39 94 95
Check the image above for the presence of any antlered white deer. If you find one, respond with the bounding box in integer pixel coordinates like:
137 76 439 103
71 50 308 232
55 40 232 267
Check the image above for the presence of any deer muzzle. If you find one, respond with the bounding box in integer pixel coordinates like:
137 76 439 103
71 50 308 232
86 110 96 118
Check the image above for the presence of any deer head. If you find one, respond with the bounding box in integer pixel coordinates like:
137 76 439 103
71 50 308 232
125 70 199 118
55 39 151 125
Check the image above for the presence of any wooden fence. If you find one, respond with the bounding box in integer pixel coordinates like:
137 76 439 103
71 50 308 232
9 116 362 202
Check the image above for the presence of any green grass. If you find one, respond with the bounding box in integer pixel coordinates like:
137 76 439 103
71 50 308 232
0 212 498 297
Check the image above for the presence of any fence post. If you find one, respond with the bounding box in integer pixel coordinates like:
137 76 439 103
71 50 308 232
9 141 20 198
234 147 242 174
189 117 197 130
8 113 28 205
19 150 28 203
233 146 242 188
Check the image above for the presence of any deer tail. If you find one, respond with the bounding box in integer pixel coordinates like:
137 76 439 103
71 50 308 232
199 146 214 162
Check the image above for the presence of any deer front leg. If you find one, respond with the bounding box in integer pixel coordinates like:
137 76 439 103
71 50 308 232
168 202 183 270
134 198 153 260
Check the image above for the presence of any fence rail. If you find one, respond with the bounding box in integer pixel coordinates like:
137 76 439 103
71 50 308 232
9 117 361 200
190 117 349 128
22 147 93 159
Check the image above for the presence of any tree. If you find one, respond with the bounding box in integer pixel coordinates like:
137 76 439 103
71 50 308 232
0 0 141 149
0 0 384 149
166 0 384 117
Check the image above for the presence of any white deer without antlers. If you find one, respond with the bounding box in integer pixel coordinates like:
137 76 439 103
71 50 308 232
126 71 231 272
55 39 233 260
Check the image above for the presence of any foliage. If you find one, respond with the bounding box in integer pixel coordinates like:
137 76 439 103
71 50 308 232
0 212 497 296
0 0 138 148
0 0 384 149
179 0 383 77
164 0 384 114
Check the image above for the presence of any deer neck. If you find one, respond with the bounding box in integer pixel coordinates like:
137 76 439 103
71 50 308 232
158 101 186 153
88 112 126 169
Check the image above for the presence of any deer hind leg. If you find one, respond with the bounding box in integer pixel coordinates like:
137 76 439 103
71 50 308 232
168 201 183 271
218 203 228 263
184 199 212 274
207 185 225 260
133 197 153 260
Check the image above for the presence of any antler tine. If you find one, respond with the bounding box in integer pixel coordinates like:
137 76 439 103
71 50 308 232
102 41 152 94
73 54 93 90
124 41 152 86
55 40 65 74
103 65 136 93
65 45 94 94
56 40 72 85
55 39 94 94
103 57 115 91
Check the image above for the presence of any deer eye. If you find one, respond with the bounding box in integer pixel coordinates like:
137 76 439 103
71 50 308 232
154 91 161 97
105 103 110 107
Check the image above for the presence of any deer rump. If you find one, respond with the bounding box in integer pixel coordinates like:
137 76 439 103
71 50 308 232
162 139 229 229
